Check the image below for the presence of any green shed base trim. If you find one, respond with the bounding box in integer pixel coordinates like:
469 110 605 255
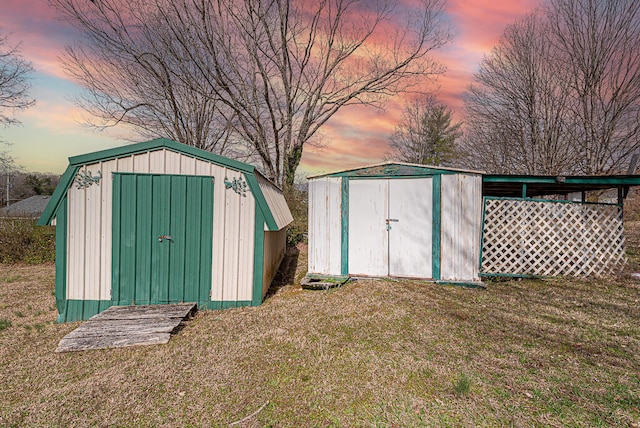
59 300 255 322
479 272 546 279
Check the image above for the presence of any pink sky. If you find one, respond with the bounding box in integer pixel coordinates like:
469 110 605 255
0 0 542 176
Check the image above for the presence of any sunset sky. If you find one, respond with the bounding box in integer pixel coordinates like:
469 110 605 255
1 0 541 177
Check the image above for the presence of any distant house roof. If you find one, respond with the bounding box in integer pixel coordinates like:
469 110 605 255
1 195 51 218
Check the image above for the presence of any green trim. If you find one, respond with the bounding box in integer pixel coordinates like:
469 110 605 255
60 300 253 322
37 165 79 226
55 196 68 323
341 177 349 276
484 195 621 207
484 174 640 186
252 203 265 306
479 272 546 279
244 173 278 231
432 175 441 280
522 183 527 198
70 138 253 173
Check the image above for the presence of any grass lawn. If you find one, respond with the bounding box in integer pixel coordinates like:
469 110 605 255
1 228 639 427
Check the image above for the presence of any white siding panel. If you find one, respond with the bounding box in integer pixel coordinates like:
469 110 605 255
210 166 227 301
180 155 196 175
195 159 212 176
308 177 342 275
83 166 102 299
165 150 182 173
133 153 150 173
222 180 241 302
440 174 482 281
117 155 133 171
236 194 256 301
149 149 165 173
66 183 86 299
99 160 114 299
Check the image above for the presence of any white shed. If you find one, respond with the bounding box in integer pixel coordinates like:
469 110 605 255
38 139 293 322
307 162 483 284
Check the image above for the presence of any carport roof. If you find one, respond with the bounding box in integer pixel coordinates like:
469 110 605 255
483 174 640 198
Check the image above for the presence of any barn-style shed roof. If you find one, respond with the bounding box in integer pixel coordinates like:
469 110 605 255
38 138 293 230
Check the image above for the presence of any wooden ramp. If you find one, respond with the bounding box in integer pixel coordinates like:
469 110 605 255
56 303 197 353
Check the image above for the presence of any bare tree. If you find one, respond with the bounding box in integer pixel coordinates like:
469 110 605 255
54 1 243 158
461 12 577 174
547 0 640 174
51 0 452 186
387 94 462 166
0 32 34 127
462 0 640 175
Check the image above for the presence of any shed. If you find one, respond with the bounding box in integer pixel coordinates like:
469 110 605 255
307 162 484 284
38 138 293 322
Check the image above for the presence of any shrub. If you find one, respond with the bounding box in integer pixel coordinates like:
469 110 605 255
0 318 11 331
284 185 308 247
453 373 472 396
0 218 56 264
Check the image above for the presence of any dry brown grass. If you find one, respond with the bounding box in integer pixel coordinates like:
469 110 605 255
1 240 640 427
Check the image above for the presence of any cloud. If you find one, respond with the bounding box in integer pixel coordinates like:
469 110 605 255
0 0 76 79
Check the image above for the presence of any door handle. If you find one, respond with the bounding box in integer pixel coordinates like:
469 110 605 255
158 235 172 242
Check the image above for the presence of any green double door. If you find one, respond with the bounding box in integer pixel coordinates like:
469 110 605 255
112 174 214 305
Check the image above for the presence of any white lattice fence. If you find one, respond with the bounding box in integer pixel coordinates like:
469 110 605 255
481 198 626 277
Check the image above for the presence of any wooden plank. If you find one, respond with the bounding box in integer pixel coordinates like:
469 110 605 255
56 303 196 352
63 319 183 339
89 303 196 320
56 333 171 352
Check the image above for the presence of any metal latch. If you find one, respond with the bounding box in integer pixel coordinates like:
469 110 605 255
158 235 172 242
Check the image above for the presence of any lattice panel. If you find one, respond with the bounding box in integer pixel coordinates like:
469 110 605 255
481 198 626 277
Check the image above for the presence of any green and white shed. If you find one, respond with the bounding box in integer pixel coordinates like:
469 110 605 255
307 162 484 283
38 138 293 322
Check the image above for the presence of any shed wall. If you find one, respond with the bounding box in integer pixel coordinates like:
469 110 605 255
440 174 482 281
262 228 287 297
66 148 256 303
308 177 342 275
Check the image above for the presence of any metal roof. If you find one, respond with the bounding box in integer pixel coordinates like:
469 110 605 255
308 161 484 179
483 174 640 198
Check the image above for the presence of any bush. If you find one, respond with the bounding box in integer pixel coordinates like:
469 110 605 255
0 218 56 264
284 185 308 247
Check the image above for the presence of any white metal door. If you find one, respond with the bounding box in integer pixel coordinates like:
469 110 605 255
348 179 389 276
348 178 433 277
388 178 432 278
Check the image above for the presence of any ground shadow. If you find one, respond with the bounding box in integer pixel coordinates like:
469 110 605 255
265 245 301 299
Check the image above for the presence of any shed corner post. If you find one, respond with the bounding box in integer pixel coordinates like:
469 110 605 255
251 203 266 306
340 177 349 276
432 174 441 280
55 195 68 322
